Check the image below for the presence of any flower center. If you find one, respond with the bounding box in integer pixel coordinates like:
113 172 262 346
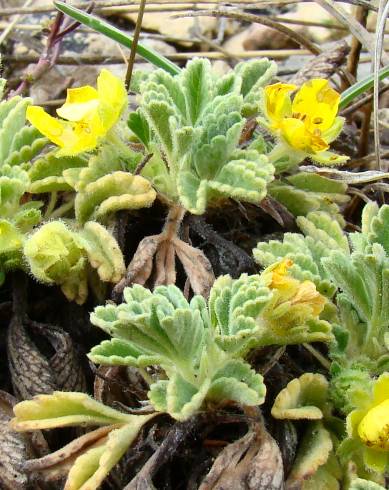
358 399 389 451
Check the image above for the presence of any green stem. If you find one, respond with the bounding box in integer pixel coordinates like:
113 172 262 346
44 191 58 219
267 142 302 173
47 197 75 219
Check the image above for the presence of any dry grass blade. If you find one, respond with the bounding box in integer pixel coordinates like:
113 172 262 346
373 0 389 172
174 9 321 55
314 0 389 65
346 6 368 80
125 0 147 90
0 0 379 16
289 40 350 86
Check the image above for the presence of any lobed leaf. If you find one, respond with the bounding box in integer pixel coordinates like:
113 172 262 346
11 391 133 430
75 171 156 223
29 152 88 193
78 221 125 283
271 373 329 420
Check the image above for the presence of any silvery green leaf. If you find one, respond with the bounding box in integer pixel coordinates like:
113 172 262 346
128 109 151 147
350 479 386 489
29 152 87 193
234 58 277 115
254 211 346 297
269 172 349 222
181 58 213 125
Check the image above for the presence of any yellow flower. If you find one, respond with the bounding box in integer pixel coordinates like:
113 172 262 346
358 400 389 451
261 79 348 166
346 374 389 473
26 69 127 156
263 258 326 327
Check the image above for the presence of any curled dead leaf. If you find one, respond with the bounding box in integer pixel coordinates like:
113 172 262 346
7 317 86 399
0 391 30 490
199 409 284 490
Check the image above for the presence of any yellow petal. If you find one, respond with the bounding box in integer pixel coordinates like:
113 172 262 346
373 373 389 406
346 408 366 438
96 69 128 131
292 281 326 317
264 83 296 126
57 85 99 121
292 79 340 133
27 106 68 148
280 118 329 154
358 399 389 451
57 117 101 156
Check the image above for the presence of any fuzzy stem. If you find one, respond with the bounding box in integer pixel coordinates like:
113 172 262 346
47 196 75 219
44 191 58 219
267 143 302 173
161 205 186 242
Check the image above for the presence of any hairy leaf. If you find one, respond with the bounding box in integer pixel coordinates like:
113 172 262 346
271 373 329 420
11 392 133 430
254 211 348 297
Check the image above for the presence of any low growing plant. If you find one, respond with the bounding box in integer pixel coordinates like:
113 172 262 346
11 263 332 488
256 202 389 485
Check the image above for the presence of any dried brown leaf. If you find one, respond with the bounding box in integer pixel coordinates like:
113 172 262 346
113 234 162 298
7 317 57 400
289 41 350 87
7 317 86 399
154 240 177 287
28 321 86 393
258 196 295 228
174 238 215 298
199 410 284 490
24 426 114 483
0 391 30 489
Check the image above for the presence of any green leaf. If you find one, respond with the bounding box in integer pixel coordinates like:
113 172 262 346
339 64 389 109
181 58 212 125
207 359 266 406
365 204 389 255
66 417 155 490
349 479 386 490
11 391 134 430
75 171 156 223
128 110 151 147
234 58 277 115
4 127 47 167
90 284 206 374
78 221 125 283
179 148 274 215
286 422 334 488
29 152 88 193
0 96 31 163
269 172 349 220
271 373 329 420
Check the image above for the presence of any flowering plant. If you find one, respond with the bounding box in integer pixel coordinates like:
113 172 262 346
26 69 128 156
339 374 389 473
259 79 349 168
